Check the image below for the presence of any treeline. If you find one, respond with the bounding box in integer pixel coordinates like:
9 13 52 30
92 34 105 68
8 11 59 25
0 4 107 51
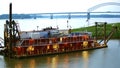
0 14 120 19
0 14 32 19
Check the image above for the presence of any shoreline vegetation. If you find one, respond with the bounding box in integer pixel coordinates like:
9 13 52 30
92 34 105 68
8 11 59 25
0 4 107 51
71 22 120 39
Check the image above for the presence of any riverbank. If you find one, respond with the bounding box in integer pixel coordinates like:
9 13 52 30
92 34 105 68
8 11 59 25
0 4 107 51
71 22 120 39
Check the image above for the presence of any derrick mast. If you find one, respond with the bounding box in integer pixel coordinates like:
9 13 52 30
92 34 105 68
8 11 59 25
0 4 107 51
4 3 20 57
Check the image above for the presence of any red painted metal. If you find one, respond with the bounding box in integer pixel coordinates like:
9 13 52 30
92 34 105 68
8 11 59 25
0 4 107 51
11 35 107 58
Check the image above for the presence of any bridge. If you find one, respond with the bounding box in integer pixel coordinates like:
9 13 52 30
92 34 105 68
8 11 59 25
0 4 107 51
87 2 120 21
28 2 120 20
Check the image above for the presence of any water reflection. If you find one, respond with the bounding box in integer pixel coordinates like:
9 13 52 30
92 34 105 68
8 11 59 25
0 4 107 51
0 55 5 68
82 51 89 68
63 55 69 68
29 59 36 68
14 61 22 68
51 56 58 68
47 57 51 67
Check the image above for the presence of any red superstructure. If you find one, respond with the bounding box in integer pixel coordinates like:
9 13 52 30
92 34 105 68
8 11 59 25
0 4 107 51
11 29 106 58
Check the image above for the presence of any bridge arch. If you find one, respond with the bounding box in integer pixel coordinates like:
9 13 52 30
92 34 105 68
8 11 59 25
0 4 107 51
88 2 120 12
87 2 120 22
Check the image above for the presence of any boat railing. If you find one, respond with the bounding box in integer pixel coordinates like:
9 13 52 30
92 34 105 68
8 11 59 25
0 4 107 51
20 35 92 46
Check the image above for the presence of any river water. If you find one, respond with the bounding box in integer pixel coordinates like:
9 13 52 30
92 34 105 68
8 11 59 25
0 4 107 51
0 40 120 68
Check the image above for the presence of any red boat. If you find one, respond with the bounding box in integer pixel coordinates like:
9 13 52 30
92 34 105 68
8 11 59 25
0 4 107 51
4 25 107 58
2 3 109 58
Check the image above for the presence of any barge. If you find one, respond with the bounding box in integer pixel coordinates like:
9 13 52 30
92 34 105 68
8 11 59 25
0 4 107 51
4 26 107 58
2 3 117 58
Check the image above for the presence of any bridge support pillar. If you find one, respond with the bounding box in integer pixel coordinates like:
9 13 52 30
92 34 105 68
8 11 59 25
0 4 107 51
87 12 90 26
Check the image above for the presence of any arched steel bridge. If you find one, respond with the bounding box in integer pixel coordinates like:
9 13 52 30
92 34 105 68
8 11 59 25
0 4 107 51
29 2 120 19
87 2 120 21
88 2 120 12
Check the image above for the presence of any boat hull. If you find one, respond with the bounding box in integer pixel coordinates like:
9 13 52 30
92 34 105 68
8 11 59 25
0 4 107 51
11 40 107 58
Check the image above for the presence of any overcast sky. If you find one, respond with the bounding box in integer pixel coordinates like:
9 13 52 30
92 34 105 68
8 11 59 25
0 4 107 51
0 0 120 15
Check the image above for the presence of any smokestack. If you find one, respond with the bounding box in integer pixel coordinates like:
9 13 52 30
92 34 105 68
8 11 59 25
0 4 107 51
9 3 12 23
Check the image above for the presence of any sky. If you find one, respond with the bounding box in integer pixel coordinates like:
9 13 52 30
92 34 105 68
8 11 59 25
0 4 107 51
0 0 120 15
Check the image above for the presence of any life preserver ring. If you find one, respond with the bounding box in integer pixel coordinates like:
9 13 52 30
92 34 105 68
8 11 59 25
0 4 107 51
83 41 88 47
